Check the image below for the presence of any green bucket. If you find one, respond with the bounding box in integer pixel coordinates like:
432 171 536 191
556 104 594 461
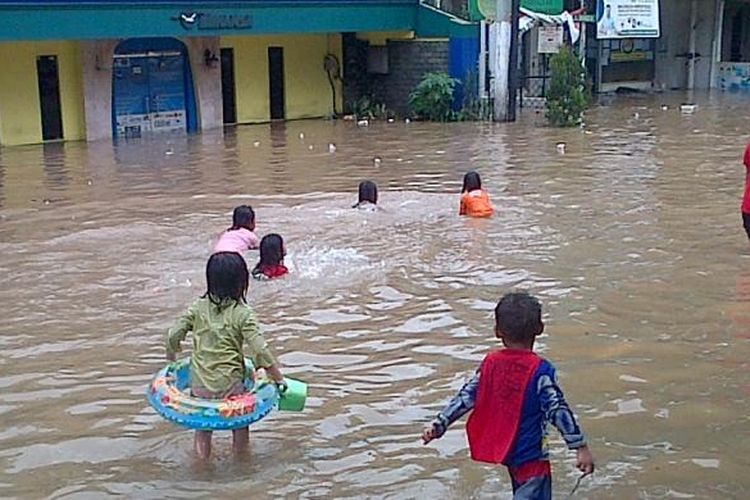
278 378 307 412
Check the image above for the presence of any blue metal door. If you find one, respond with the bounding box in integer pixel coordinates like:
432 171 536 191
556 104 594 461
112 38 197 139
113 51 187 138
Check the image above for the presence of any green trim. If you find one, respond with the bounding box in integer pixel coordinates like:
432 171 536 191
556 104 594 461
0 3 417 40
415 4 477 39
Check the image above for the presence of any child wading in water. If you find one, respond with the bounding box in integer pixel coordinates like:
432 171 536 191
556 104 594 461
252 234 289 280
422 292 594 499
459 171 494 218
166 252 286 459
353 180 378 211
213 205 260 254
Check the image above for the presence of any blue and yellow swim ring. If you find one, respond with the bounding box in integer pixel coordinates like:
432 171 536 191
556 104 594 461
146 358 279 431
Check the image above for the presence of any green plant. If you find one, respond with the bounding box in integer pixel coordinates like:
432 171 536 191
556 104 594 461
546 46 590 127
409 72 459 121
351 96 390 120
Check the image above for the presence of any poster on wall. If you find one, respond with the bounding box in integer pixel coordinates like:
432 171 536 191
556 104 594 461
596 0 660 39
537 26 563 54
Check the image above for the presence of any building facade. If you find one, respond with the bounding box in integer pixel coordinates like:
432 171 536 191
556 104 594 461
0 0 478 146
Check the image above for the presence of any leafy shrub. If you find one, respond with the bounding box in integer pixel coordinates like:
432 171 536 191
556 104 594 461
351 96 390 120
409 72 459 121
546 46 590 127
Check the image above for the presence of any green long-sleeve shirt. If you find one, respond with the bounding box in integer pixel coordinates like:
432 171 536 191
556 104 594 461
166 297 277 394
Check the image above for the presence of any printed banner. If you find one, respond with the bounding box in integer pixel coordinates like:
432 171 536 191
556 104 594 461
596 0 660 39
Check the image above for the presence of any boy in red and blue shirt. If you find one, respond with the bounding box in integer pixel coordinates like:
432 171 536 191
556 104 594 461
422 292 595 499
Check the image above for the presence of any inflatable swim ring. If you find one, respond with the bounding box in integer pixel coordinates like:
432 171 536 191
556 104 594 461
146 358 279 431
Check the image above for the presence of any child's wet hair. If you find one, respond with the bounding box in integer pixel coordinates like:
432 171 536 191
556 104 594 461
356 180 378 206
495 292 542 343
257 234 285 268
230 205 255 231
462 171 482 193
204 252 248 306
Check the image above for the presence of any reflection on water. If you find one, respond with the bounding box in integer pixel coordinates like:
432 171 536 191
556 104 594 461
1 92 749 498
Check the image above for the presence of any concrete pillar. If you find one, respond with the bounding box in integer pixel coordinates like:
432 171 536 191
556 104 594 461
493 0 511 121
184 37 223 131
81 39 118 142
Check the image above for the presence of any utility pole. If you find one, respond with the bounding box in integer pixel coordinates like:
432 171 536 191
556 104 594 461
493 0 511 121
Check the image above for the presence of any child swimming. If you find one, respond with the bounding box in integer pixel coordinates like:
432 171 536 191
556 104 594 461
166 251 286 459
421 292 594 499
213 205 260 254
459 171 494 218
252 234 289 280
742 143 750 241
353 180 378 211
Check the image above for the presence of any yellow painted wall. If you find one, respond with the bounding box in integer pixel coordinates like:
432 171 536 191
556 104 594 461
221 34 343 123
0 41 85 146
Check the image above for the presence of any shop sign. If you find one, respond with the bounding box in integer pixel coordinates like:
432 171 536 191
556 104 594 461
537 26 563 54
173 12 252 31
596 0 660 39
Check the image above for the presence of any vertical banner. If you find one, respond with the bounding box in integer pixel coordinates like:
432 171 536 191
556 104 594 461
596 0 661 39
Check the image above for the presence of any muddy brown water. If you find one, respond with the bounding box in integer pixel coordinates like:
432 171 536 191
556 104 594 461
0 93 749 499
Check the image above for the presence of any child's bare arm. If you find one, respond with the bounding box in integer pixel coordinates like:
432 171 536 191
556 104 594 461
576 445 595 474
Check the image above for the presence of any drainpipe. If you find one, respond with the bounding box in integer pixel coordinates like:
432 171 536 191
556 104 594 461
687 0 698 90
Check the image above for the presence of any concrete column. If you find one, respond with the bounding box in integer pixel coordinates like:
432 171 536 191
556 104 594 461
184 37 223 131
81 39 118 142
493 0 511 121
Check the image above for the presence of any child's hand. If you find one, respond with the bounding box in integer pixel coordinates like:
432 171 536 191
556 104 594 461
421 425 439 445
576 445 595 475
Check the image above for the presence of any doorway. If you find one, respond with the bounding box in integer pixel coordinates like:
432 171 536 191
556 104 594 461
268 47 285 120
221 48 237 125
36 55 64 141
112 37 197 139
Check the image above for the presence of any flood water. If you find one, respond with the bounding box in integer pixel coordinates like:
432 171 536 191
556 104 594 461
1 92 749 499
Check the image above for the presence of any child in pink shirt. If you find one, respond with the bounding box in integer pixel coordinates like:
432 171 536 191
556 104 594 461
213 205 260 255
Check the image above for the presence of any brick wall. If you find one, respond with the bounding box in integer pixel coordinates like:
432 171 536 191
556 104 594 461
380 40 449 116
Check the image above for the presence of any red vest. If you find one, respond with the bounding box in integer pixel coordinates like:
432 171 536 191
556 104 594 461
466 349 542 464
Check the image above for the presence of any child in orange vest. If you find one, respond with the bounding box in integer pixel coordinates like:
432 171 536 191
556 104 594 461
459 171 494 218
422 292 595 499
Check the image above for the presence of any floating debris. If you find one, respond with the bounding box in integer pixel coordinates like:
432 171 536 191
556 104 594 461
680 103 697 114
556 143 566 154
404 118 411 124
253 140 261 147
373 157 382 166
299 132 305 140
328 143 337 153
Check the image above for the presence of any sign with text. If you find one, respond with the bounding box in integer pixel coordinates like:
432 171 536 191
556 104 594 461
172 12 252 31
537 26 563 54
596 0 660 39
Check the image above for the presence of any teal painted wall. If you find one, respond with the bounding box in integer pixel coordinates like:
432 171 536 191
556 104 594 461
0 3 418 41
